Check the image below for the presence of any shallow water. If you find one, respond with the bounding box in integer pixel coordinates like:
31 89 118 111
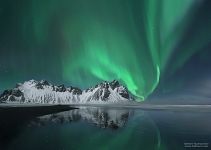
1 106 211 150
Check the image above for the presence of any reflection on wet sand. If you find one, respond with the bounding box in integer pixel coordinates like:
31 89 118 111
30 107 134 129
1 105 211 150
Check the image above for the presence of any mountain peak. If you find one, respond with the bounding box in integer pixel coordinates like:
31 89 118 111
0 80 134 104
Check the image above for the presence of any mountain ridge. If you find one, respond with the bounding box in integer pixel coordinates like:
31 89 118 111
0 80 134 104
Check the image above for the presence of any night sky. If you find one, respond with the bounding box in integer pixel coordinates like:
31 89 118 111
0 0 211 101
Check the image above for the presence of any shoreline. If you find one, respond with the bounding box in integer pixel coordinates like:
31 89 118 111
1 103 211 112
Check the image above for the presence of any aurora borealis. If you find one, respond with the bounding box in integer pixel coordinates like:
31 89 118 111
0 0 211 101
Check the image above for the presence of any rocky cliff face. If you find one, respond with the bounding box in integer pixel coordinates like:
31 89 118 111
0 80 134 104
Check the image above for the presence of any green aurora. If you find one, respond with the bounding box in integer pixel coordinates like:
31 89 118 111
62 0 198 100
0 0 211 101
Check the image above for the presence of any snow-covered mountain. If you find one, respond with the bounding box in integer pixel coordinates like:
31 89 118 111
0 80 134 104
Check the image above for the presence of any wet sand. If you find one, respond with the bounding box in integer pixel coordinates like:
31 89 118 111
0 104 77 148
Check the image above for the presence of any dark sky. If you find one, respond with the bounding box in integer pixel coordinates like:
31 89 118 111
0 0 211 101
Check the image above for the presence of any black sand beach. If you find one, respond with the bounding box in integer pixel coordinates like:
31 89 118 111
0 104 77 149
